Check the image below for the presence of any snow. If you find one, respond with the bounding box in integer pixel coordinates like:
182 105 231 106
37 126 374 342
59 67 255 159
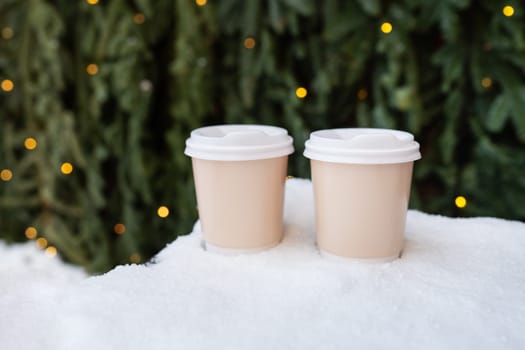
1 178 525 349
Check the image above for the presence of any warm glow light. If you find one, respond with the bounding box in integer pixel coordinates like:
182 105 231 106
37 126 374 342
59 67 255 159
357 88 368 101
25 227 38 240
244 37 256 49
157 206 169 218
1 27 14 40
134 13 145 24
1 79 14 92
45 246 57 258
455 196 467 208
24 137 38 150
114 223 126 235
296 87 307 99
503 5 515 17
86 63 99 75
36 237 48 249
286 175 294 179
481 77 492 88
0 169 13 181
195 0 207 6
86 0 99 5
381 22 393 34
129 253 141 263
60 162 74 175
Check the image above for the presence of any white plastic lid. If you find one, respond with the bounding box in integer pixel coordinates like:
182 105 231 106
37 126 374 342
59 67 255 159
304 128 421 164
185 124 294 161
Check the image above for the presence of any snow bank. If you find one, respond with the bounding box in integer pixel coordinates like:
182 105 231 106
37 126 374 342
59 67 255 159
1 178 524 349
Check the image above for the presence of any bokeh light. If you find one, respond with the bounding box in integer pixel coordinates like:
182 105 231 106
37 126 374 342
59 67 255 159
1 27 14 40
114 223 126 235
502 5 514 17
157 206 169 218
24 137 38 150
295 87 308 99
134 13 145 25
381 22 393 34
25 227 38 240
86 63 99 75
1 169 13 181
244 37 256 49
61 162 74 175
45 246 57 258
36 237 48 249
1 79 14 92
455 196 467 208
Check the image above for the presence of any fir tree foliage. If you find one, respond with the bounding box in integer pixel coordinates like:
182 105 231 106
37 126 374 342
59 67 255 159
0 0 524 272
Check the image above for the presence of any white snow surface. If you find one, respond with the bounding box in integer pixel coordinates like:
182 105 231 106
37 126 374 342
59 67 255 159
1 178 525 349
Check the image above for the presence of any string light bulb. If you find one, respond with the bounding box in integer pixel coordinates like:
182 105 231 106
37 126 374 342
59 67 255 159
114 223 126 235
25 227 38 240
296 87 307 99
455 196 467 208
129 253 141 263
502 5 514 17
195 0 207 6
45 246 57 258
1 79 14 92
381 22 393 34
481 77 492 88
357 88 368 101
86 0 99 5
36 237 48 249
1 27 14 40
86 63 99 75
24 137 38 150
1 169 12 181
244 37 256 49
157 206 169 218
134 13 145 25
60 162 74 175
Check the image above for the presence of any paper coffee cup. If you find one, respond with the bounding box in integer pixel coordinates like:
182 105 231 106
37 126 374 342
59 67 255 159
185 125 294 253
304 128 421 261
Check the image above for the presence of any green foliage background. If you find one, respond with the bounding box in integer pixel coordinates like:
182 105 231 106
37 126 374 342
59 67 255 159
1 0 524 272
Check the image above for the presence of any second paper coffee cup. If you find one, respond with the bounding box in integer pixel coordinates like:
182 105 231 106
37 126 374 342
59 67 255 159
304 128 421 261
185 124 294 253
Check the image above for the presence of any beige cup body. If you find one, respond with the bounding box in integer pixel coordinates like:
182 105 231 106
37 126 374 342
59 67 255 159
311 160 414 259
192 156 288 251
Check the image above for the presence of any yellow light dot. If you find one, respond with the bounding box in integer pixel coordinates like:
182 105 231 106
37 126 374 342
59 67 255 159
357 88 368 101
114 223 126 235
195 0 207 6
25 226 38 240
60 162 74 175
129 253 141 263
244 37 256 49
86 63 99 76
481 77 492 88
45 246 57 258
134 13 145 25
286 175 294 179
86 0 99 5
455 196 467 208
503 5 514 17
24 137 38 150
157 206 169 218
296 87 307 99
1 169 13 181
2 27 14 40
381 22 393 34
1 79 14 92
36 237 48 249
